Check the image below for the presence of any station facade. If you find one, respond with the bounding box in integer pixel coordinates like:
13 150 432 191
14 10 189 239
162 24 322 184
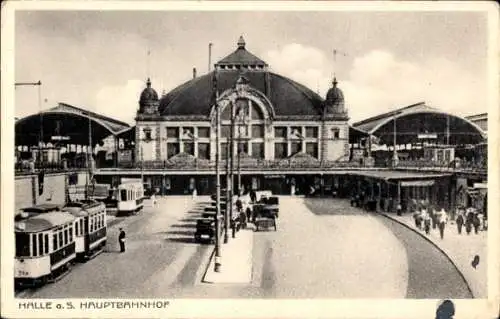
14 37 488 214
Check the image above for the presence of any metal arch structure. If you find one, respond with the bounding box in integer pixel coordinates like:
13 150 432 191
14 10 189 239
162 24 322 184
15 103 130 147
352 103 486 146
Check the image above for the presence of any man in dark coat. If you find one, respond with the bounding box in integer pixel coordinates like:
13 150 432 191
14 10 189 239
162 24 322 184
249 190 257 203
456 212 464 235
118 228 126 253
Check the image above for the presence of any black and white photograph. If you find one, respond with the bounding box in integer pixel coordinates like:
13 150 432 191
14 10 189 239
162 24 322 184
1 1 498 319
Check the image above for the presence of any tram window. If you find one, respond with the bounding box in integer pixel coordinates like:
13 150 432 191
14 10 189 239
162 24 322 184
38 233 43 256
75 222 79 236
64 230 68 245
80 219 84 235
44 234 49 254
53 234 58 251
32 234 37 257
84 217 89 233
69 228 73 242
120 189 127 201
15 233 30 257
58 232 63 247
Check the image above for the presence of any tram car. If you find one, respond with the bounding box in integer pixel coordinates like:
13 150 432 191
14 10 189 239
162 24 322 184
63 200 107 261
117 181 145 216
15 211 76 287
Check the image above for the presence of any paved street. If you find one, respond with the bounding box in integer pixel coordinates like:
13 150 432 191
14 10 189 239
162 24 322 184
18 196 472 299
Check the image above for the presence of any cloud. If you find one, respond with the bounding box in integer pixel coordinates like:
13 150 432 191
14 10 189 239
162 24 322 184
264 44 487 122
94 77 165 125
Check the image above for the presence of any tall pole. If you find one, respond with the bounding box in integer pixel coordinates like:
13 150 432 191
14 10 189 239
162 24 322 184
224 101 233 244
229 102 235 238
87 111 93 199
208 43 213 73
141 144 144 184
237 126 242 195
446 114 450 145
214 66 221 272
392 117 398 165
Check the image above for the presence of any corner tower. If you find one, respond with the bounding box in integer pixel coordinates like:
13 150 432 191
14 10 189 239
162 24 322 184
321 77 350 161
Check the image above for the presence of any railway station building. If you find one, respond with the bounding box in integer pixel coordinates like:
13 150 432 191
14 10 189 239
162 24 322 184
14 37 488 214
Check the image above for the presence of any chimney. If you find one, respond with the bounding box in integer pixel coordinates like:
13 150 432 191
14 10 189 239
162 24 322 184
208 43 213 73
193 67 197 79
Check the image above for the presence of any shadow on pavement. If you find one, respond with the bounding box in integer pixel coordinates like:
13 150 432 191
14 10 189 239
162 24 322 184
171 224 197 228
167 237 201 244
166 230 194 236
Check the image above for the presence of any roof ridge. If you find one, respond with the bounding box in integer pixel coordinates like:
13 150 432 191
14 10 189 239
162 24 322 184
353 101 427 126
217 47 268 65
56 102 130 128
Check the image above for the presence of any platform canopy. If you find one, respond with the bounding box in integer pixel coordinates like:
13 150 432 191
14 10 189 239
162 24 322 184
15 103 130 147
352 102 486 146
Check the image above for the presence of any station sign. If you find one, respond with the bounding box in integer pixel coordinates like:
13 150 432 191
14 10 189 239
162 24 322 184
417 133 437 139
51 135 70 141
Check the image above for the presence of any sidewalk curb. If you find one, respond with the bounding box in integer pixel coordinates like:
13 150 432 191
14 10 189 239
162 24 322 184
201 247 216 284
378 212 475 298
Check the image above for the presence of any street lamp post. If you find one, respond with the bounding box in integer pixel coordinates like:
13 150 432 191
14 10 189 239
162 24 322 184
224 101 233 244
214 70 222 273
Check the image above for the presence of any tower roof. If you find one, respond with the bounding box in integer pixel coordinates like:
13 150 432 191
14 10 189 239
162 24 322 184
216 36 268 68
139 78 159 104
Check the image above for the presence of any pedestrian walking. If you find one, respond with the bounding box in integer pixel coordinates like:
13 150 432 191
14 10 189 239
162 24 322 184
456 212 464 235
249 189 256 203
192 188 197 200
396 202 402 216
118 228 126 253
151 192 157 208
413 210 421 228
473 213 481 234
438 208 448 239
423 209 431 235
465 209 474 235
431 207 438 229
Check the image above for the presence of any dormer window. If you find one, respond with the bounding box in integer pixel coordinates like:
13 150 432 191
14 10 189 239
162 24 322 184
143 128 152 142
332 128 340 139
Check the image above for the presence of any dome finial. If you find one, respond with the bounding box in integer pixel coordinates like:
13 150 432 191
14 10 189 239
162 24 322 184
332 76 338 87
147 77 151 88
237 35 246 49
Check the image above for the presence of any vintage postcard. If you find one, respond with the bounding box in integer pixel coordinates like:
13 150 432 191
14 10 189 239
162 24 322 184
1 1 498 318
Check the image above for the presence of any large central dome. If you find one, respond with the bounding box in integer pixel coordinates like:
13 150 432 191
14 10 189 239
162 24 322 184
159 37 324 117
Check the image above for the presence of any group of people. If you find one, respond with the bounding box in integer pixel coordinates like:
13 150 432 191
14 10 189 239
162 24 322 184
455 207 486 235
412 207 449 239
412 205 486 239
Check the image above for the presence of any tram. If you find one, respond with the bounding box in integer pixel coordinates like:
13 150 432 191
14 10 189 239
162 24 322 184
63 200 107 261
117 181 145 216
15 210 77 287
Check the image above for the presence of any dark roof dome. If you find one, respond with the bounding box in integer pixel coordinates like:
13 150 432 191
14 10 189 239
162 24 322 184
325 77 344 105
159 71 324 117
139 78 159 104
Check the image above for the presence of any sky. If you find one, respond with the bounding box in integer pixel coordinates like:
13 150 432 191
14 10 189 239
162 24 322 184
14 10 489 125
